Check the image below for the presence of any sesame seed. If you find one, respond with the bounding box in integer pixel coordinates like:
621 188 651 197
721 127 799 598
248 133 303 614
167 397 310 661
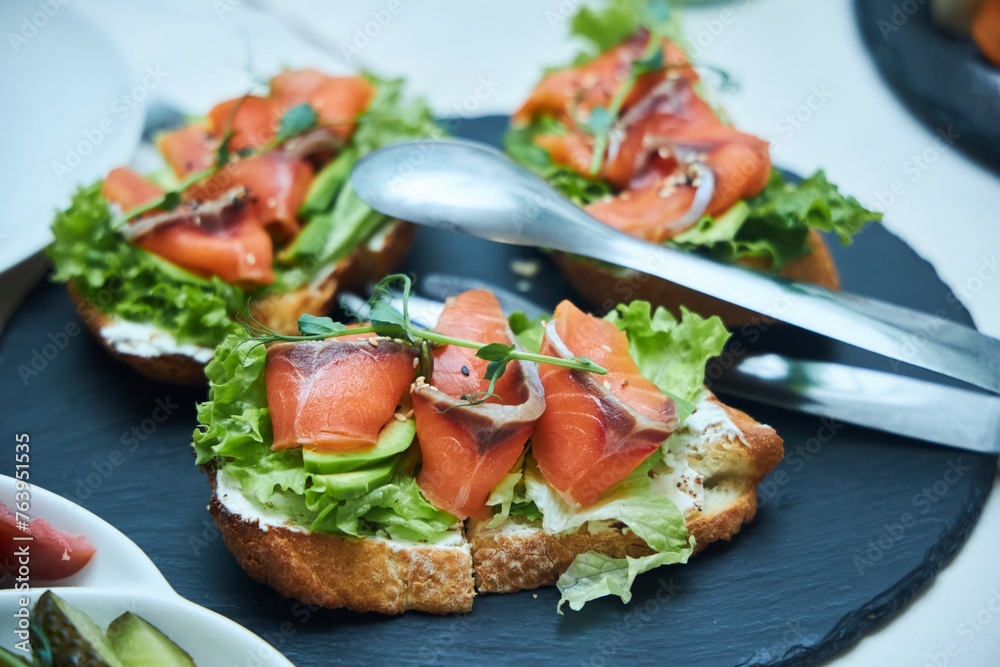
368 338 380 347
393 338 404 345
246 254 257 265
412 357 419 368
266 197 276 208
405 409 414 418
603 380 612 390
600 344 612 353
393 413 407 422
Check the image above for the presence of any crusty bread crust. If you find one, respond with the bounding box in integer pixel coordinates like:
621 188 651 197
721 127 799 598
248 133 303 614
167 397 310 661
555 228 840 327
207 467 474 615
469 394 783 594
70 221 414 384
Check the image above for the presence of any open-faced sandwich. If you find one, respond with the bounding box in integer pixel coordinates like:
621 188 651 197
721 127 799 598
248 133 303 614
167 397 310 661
47 68 439 384
506 0 880 326
193 276 782 614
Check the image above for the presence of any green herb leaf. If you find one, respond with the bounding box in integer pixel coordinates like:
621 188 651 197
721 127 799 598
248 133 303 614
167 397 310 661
632 44 665 74
297 314 348 337
275 103 318 144
581 106 614 136
476 342 515 362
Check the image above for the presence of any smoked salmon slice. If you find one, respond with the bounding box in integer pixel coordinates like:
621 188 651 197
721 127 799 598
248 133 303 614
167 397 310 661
270 69 375 140
515 30 772 242
207 95 280 152
156 125 216 179
411 290 545 519
102 167 276 285
186 151 314 238
531 301 678 506
136 210 276 285
102 167 164 212
267 339 417 452
512 32 694 128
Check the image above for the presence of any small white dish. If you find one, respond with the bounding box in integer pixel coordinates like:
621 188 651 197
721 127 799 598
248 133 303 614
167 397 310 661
0 475 169 593
0 588 294 667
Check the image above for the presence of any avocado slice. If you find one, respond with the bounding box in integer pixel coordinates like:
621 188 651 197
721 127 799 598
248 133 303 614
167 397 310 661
32 591 123 667
310 457 398 500
107 612 195 667
303 418 415 474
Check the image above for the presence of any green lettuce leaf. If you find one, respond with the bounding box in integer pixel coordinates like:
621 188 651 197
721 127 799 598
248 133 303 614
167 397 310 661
672 170 881 268
47 184 245 348
271 74 443 292
557 549 689 612
570 0 684 57
522 454 694 611
484 453 541 528
193 336 457 542
508 311 547 354
606 302 729 423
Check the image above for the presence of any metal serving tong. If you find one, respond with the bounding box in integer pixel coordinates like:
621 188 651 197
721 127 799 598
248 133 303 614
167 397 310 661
348 140 1000 396
339 274 1000 454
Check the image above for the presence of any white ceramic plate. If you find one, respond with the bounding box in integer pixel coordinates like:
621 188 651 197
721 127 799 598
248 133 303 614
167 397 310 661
0 475 169 591
0 4 144 273
0 588 295 667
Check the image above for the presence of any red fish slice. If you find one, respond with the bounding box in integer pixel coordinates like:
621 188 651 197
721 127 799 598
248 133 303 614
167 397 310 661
186 151 314 239
102 167 276 285
531 301 678 506
411 291 545 519
267 339 417 452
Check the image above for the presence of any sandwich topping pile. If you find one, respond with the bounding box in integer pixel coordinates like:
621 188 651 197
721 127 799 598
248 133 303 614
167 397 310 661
47 68 438 381
194 276 783 614
506 0 880 319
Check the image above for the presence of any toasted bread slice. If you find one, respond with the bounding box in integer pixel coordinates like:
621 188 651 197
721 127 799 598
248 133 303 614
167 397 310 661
555 228 839 328
207 466 475 615
71 221 414 385
468 392 783 594
203 391 780 611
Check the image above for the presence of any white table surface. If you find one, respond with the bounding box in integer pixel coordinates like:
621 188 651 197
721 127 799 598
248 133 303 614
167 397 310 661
6 0 999 664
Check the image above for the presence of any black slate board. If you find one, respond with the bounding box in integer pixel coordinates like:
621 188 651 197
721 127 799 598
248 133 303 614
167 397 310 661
0 116 995 667
855 0 1000 171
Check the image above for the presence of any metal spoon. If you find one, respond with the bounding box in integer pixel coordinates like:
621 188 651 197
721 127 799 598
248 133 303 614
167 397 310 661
350 139 1000 394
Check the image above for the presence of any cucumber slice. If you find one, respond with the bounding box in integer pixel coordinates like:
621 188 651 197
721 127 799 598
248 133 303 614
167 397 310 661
107 613 195 667
32 591 123 667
